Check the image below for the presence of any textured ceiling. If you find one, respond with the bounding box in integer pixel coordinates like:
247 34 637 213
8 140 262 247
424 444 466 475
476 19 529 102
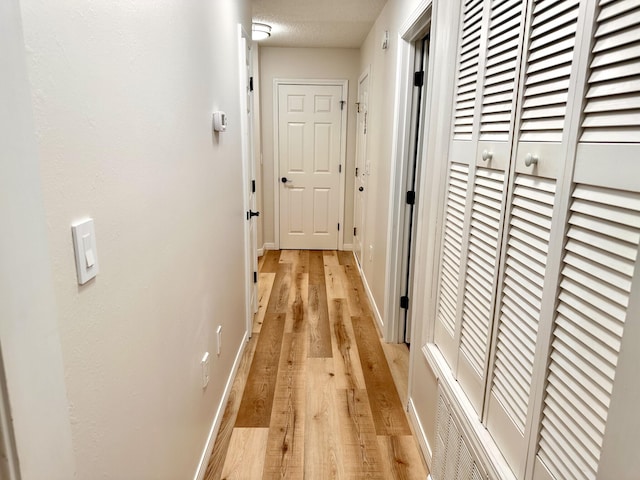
252 0 388 48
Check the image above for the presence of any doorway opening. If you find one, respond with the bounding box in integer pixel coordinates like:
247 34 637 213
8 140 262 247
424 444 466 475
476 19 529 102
399 34 431 346
383 4 432 349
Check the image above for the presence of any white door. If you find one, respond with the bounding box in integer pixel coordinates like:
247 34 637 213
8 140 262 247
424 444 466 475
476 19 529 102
278 84 343 250
354 72 369 266
239 29 258 334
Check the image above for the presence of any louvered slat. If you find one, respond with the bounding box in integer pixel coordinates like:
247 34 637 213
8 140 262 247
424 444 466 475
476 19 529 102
480 0 524 141
454 0 484 140
581 1 640 142
437 163 470 337
491 175 555 434
460 169 505 374
520 0 579 142
538 185 640 480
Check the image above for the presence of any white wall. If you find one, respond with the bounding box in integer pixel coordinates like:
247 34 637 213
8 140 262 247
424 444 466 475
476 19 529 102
0 1 75 478
358 3 397 325
258 47 360 249
358 0 447 466
15 0 251 478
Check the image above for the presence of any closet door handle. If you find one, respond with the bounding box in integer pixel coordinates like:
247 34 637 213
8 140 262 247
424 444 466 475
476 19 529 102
359 186 364 192
525 153 539 167
481 150 493 162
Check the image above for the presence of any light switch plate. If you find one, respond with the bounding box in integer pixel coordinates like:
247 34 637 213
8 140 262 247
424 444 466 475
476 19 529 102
71 218 99 285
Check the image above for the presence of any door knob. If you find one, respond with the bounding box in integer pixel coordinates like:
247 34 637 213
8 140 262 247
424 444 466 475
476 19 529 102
359 186 364 192
281 177 289 183
481 150 493 162
525 153 539 167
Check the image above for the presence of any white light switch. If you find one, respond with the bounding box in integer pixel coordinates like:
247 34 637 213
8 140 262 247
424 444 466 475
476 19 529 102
72 218 99 285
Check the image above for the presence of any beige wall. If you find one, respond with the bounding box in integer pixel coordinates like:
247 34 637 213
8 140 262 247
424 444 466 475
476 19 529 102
13 0 252 478
258 47 360 249
359 0 442 465
358 3 396 323
0 1 75 478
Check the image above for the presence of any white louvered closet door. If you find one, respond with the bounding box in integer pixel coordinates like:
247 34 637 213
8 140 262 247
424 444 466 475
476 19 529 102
455 0 528 415
534 2 640 479
483 0 583 477
433 0 486 371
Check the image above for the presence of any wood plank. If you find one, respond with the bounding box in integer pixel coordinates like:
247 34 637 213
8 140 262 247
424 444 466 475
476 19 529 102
294 249 310 274
278 249 299 264
261 250 281 273
266 264 292 315
279 249 309 274
377 436 428 480
338 250 356 266
338 388 383 479
235 313 286 427
263 333 307 479
203 335 259 480
382 343 410 407
323 250 341 266
352 315 411 436
343 262 372 317
254 272 276 334
325 265 347 300
286 272 308 334
308 251 332 358
304 358 345 479
329 298 366 390
220 428 269 479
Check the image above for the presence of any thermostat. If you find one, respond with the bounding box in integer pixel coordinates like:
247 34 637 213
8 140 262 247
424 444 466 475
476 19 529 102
213 111 227 132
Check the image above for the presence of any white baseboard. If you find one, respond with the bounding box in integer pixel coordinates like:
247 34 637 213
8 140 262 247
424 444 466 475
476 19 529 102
257 248 264 257
263 242 276 251
341 243 353 251
408 397 433 471
193 331 249 480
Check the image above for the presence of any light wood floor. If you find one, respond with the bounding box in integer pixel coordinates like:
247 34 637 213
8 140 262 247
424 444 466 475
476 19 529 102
203 250 428 480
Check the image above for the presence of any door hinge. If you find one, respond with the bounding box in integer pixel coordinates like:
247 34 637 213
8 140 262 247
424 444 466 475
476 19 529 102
249 76 254 92
339 164 342 173
253 271 258 283
414 71 425 87
251 179 256 193
406 190 416 205
355 102 361 113
355 167 359 176
400 296 409 309
354 227 357 236
338 223 340 231
340 100 346 110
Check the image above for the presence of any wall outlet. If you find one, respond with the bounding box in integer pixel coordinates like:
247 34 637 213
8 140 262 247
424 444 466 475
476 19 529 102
201 352 210 389
216 325 222 356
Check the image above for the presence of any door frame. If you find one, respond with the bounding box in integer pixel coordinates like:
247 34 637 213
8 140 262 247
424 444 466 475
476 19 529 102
383 5 433 343
272 78 348 250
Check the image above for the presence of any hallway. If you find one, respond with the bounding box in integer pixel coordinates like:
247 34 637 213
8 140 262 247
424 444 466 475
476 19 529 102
204 250 427 479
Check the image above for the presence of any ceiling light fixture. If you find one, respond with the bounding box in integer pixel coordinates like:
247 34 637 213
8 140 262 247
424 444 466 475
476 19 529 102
252 23 271 41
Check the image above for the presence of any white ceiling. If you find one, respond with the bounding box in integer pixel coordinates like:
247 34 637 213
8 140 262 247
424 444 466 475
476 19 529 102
252 0 388 48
